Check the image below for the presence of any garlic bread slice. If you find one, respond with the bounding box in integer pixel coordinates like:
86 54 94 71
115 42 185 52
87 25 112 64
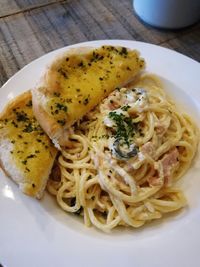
32 45 145 147
0 91 57 198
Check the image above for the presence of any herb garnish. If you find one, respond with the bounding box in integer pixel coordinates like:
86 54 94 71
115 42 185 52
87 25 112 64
27 154 36 159
58 68 68 79
55 103 68 112
108 112 136 147
121 105 130 111
83 98 89 105
16 111 29 122
57 119 66 126
23 123 36 133
53 92 61 97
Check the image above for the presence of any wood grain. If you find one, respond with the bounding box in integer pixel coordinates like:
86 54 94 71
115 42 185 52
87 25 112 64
162 26 200 62
0 0 63 17
0 0 199 87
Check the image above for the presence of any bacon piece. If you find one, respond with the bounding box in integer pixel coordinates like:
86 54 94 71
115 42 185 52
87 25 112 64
155 124 167 135
50 161 61 182
100 89 131 111
148 176 162 186
140 142 155 158
155 118 171 136
160 148 179 185
107 101 120 110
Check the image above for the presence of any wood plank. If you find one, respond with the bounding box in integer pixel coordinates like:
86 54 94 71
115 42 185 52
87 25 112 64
0 0 62 17
0 0 19 17
161 26 200 62
0 2 88 86
0 0 199 87
99 0 178 43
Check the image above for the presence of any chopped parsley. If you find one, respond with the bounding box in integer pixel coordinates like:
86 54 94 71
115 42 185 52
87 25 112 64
78 61 84 67
55 103 68 112
83 98 89 105
27 154 36 159
120 47 128 55
108 111 136 147
16 111 29 122
58 68 68 79
23 123 36 133
121 105 131 111
57 119 66 126
53 92 61 97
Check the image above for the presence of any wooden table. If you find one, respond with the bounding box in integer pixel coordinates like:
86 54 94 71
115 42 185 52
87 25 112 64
0 0 200 87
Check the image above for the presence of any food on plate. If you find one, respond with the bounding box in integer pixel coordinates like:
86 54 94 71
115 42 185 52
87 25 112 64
0 91 57 198
32 45 145 147
47 74 199 232
0 45 198 233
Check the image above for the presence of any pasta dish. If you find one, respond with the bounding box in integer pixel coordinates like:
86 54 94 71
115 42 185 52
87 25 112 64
47 74 199 232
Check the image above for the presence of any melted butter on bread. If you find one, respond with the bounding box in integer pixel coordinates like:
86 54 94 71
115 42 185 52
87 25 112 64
32 46 145 146
0 91 57 198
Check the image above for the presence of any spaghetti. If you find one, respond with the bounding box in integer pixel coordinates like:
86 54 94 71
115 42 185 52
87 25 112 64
47 74 199 232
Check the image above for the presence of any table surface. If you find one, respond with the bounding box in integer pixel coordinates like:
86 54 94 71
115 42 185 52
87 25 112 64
0 0 200 87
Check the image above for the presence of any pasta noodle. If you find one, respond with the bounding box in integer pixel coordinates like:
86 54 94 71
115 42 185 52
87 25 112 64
47 74 199 232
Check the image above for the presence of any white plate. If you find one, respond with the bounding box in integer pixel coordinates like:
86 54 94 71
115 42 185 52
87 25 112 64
1 40 200 267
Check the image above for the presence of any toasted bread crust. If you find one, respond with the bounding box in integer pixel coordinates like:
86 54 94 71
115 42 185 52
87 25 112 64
32 47 97 147
32 89 63 144
0 91 31 118
32 46 145 147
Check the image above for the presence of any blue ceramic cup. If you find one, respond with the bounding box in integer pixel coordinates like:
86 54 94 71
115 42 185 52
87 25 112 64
133 0 200 29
